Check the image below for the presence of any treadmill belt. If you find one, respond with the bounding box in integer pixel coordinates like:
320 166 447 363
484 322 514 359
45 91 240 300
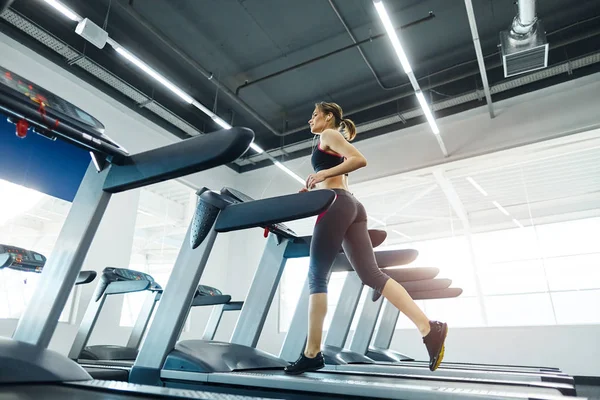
85 366 129 381
224 370 565 397
0 381 279 399
162 370 573 400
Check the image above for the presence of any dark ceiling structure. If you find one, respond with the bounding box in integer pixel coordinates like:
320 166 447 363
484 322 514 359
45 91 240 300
1 0 599 173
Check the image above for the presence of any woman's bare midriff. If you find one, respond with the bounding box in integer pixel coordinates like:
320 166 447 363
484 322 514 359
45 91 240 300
317 174 349 191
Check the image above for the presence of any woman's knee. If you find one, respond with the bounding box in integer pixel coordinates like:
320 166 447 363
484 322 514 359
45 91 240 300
357 269 390 293
308 269 329 294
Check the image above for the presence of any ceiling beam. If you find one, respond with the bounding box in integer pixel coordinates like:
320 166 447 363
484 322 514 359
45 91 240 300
432 169 487 324
432 170 469 228
463 0 494 118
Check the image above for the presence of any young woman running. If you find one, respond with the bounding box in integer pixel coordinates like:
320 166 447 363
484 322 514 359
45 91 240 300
284 101 448 375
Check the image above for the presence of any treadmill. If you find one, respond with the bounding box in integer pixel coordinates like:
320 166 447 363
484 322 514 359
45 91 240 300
279 265 574 390
0 243 97 288
0 64 281 400
68 266 163 381
69 266 242 381
127 186 582 400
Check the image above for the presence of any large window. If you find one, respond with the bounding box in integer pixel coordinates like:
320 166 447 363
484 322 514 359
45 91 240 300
278 135 600 332
119 181 194 328
0 179 75 322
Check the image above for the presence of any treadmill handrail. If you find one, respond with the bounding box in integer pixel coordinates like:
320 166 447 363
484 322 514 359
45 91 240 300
103 127 254 193
387 277 451 292
76 270 97 285
105 280 151 296
285 229 388 258
410 287 463 300
190 294 232 307
214 190 336 233
332 249 422 272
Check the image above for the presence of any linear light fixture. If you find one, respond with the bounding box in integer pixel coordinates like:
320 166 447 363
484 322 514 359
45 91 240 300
373 0 412 74
392 229 412 239
249 142 265 154
512 218 524 229
492 201 510 216
415 91 440 135
43 0 81 22
368 215 387 226
273 161 305 185
113 46 194 104
466 176 488 196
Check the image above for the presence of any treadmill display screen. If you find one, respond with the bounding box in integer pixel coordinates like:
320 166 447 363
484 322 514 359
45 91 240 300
0 66 105 132
0 244 46 272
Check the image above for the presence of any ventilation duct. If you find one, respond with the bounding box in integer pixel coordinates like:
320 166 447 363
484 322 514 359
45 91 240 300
499 0 548 78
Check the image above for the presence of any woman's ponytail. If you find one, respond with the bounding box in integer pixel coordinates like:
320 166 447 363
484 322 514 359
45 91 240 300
341 118 357 141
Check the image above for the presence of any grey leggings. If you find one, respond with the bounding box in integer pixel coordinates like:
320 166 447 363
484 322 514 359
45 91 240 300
308 189 391 294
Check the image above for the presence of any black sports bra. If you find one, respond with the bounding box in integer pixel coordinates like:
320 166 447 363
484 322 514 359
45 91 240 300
311 141 346 174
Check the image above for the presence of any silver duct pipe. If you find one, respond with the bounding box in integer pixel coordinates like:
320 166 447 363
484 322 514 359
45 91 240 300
511 0 538 37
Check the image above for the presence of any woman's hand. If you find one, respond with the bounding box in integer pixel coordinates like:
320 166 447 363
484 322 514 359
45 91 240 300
306 171 328 189
298 187 309 193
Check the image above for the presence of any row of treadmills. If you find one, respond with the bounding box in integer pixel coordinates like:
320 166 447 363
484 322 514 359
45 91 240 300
0 65 586 399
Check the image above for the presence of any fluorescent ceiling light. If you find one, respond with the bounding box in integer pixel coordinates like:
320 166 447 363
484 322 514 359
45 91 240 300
415 91 440 135
273 161 305 185
466 176 488 196
492 201 510 216
512 218 524 229
138 209 154 217
373 0 412 74
249 142 264 154
392 229 412 239
114 46 194 104
368 215 387 226
24 212 52 221
212 116 231 130
43 0 81 22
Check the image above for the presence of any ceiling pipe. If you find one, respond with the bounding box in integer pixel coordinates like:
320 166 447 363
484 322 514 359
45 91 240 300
115 0 591 141
463 0 494 118
511 0 537 37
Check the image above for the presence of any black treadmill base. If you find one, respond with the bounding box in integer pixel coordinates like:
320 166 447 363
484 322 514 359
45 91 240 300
0 383 162 399
166 380 375 400
84 366 129 382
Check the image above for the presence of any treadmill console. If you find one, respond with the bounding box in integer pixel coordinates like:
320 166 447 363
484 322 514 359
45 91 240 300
0 65 105 132
221 187 298 239
0 65 128 159
195 285 223 297
94 267 158 301
0 244 46 272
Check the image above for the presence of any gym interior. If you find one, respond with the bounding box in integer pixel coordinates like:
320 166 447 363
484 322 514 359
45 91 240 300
0 0 599 399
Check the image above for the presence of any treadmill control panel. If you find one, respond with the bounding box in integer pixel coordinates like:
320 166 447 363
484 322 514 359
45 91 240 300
221 187 298 239
0 65 105 131
94 267 160 301
0 244 46 272
103 267 155 283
